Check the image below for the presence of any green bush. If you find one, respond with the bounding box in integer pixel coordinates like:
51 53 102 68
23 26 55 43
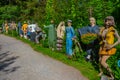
107 45 120 80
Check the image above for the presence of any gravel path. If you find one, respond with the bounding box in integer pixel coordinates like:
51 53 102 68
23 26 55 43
0 34 88 80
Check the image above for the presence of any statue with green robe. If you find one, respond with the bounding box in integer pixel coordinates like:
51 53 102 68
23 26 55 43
44 20 56 50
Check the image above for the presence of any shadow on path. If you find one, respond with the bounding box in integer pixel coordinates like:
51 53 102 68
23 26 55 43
0 50 20 74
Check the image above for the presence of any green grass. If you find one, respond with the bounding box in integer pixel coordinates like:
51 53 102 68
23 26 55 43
5 32 100 80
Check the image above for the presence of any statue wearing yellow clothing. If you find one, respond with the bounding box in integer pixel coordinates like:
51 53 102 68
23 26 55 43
99 27 116 55
22 22 28 37
5 21 9 34
98 16 120 79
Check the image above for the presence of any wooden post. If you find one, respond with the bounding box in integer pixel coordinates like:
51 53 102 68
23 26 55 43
89 6 93 17
0 28 2 33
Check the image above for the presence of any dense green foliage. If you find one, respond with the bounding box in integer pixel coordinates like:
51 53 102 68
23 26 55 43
1 0 120 80
0 0 120 27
